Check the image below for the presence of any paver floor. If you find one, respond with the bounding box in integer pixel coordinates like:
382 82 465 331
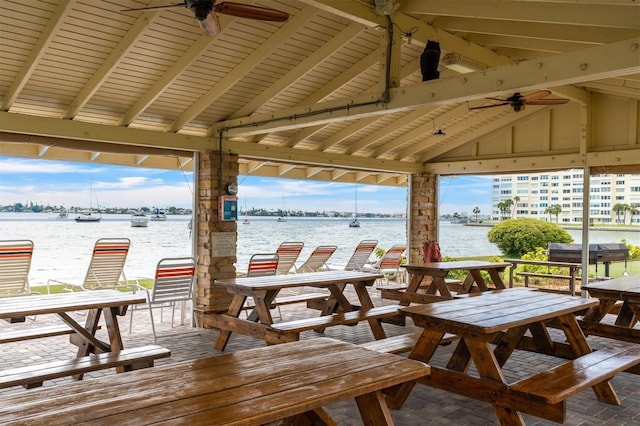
1 287 638 425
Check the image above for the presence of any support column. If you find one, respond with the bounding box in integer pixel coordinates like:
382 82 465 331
408 173 438 264
194 151 239 318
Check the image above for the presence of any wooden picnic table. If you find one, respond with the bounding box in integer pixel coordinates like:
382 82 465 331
386 288 640 425
0 290 170 389
0 337 431 426
206 270 393 351
580 275 640 343
400 261 510 305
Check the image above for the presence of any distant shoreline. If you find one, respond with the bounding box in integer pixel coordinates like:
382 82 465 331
461 222 640 233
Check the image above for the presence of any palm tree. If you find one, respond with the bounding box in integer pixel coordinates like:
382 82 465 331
497 201 506 220
473 206 480 223
612 203 627 224
503 199 513 219
512 196 520 219
545 204 562 223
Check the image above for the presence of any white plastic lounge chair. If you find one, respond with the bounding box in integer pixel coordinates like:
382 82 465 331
0 239 35 297
275 241 304 274
130 257 196 342
297 245 337 273
344 239 378 272
47 238 131 292
364 244 406 285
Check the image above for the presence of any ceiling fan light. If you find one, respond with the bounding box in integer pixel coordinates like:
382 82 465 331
434 129 446 136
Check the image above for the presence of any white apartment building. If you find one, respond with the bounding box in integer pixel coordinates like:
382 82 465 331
491 171 640 225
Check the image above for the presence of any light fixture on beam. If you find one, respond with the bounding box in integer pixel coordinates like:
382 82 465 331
440 53 482 74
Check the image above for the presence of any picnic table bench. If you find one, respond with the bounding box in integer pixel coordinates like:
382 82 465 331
0 338 431 425
0 290 170 389
505 258 581 295
387 288 640 425
206 271 392 351
580 275 640 344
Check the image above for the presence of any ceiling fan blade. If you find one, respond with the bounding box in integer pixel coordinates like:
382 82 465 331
527 98 570 105
198 11 221 36
469 102 510 110
121 2 186 13
521 90 552 103
216 2 289 21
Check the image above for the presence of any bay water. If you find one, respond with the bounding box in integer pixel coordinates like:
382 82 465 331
1 213 636 286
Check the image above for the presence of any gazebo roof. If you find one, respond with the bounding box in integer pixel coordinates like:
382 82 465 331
1 0 639 184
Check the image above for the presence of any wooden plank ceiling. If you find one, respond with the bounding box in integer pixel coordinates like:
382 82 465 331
1 0 639 187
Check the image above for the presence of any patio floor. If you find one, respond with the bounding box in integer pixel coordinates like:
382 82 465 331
1 287 638 425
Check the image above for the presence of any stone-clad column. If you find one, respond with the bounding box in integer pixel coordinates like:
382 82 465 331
408 173 438 264
194 151 238 317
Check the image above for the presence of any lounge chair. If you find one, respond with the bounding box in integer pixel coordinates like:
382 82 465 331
364 244 406 285
130 257 196 342
275 241 304 274
47 238 131 292
297 245 337 273
0 239 35 297
344 239 378 272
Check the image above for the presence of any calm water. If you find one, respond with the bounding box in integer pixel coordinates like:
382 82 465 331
1 213 636 286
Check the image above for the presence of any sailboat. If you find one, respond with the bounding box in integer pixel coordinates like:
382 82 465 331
75 179 101 223
277 195 287 222
349 184 360 228
242 199 250 224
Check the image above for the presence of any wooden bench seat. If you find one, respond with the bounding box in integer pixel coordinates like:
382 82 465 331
267 305 399 343
0 344 171 390
243 292 329 310
360 330 459 354
378 279 462 301
510 344 640 404
0 325 76 344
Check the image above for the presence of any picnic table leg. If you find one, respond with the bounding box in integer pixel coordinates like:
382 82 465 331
103 306 126 373
464 338 525 426
214 294 247 351
582 299 617 323
353 281 387 340
399 273 426 306
282 408 337 426
556 313 620 405
615 302 636 328
487 268 507 289
246 289 278 323
356 390 395 426
386 329 443 410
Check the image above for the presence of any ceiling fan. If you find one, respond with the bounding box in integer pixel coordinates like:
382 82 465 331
122 1 289 36
469 90 569 112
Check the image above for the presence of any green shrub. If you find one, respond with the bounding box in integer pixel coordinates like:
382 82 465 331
488 219 573 257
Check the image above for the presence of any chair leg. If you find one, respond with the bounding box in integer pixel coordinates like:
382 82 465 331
129 305 135 334
147 301 157 343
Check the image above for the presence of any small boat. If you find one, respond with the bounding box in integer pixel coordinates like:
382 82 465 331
57 209 68 219
75 211 101 222
349 218 360 228
277 216 286 222
150 208 167 221
130 211 149 228
76 179 101 223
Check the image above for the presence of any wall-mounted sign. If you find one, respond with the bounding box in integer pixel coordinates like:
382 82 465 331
211 232 237 257
218 195 238 221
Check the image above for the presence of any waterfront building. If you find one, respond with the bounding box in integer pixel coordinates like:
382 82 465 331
491 171 640 225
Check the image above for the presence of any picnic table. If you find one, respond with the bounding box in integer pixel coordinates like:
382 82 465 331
206 270 396 351
399 261 510 305
0 337 431 425
580 275 640 343
386 288 640 425
0 290 170 389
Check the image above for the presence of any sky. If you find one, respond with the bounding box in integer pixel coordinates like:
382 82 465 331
0 157 493 216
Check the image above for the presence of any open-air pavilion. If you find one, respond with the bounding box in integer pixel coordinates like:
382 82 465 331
1 2 639 423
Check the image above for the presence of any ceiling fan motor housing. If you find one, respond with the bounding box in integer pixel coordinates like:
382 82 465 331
186 0 213 20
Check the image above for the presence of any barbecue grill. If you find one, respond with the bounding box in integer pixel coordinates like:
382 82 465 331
547 243 629 277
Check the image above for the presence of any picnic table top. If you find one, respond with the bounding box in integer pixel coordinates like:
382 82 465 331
0 290 144 318
0 337 430 425
215 270 384 291
403 261 511 273
401 288 597 334
582 275 640 295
